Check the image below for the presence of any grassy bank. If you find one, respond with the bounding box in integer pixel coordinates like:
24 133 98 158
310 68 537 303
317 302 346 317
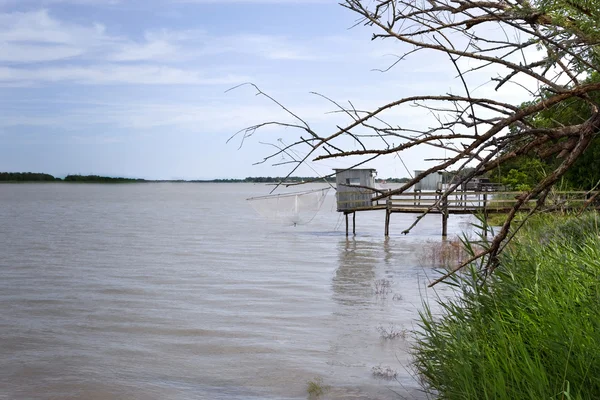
414 213 600 399
485 211 572 227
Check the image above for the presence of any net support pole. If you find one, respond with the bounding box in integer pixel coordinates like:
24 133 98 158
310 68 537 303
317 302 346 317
352 212 356 236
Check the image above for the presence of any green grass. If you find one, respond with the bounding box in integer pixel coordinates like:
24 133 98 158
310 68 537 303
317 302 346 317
484 209 579 228
413 212 600 399
306 377 329 399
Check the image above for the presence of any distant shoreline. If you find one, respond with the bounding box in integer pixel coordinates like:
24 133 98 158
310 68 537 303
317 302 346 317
0 180 327 184
0 172 329 184
0 172 410 184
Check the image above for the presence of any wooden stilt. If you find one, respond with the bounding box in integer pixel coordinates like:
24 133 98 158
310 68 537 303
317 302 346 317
385 209 390 237
442 197 448 237
345 213 349 237
442 213 448 237
483 193 489 238
385 199 391 237
352 212 356 236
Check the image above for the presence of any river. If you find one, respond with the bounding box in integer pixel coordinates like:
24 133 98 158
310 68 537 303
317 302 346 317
0 183 473 399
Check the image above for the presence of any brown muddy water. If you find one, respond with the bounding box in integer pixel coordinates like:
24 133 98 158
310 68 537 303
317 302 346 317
0 183 474 400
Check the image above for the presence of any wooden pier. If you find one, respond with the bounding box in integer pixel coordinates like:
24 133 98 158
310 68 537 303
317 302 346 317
339 190 599 237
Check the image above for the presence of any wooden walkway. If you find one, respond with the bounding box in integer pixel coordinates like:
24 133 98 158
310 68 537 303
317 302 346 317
338 190 598 237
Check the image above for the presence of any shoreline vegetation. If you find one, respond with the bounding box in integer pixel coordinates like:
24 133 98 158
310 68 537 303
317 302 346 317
415 212 600 399
0 172 410 184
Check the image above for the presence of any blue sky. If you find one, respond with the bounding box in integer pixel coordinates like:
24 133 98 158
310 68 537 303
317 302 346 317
0 0 534 180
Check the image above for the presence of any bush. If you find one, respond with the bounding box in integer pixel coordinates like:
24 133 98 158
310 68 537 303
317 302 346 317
413 213 600 400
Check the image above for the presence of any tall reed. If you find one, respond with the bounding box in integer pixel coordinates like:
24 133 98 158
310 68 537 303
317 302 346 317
413 213 600 399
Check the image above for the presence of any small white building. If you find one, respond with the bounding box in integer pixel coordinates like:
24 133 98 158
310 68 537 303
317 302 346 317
414 170 443 192
334 168 377 211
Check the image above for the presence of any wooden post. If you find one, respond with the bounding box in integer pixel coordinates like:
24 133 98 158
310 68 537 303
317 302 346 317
441 197 448 237
352 212 356 236
385 209 390 237
345 212 349 237
483 192 488 216
483 193 488 238
385 199 391 237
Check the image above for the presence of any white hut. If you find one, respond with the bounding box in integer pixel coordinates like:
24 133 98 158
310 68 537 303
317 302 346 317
334 168 377 211
414 170 443 192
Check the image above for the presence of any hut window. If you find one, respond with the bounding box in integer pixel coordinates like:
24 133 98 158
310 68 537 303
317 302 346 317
346 178 360 185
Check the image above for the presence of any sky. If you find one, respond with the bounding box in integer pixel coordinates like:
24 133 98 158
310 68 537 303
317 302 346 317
0 0 536 180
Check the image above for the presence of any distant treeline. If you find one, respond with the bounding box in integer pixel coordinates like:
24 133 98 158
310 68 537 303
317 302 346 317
209 176 412 184
0 173 411 184
209 176 336 183
0 172 59 182
63 175 146 183
378 177 411 183
0 172 145 183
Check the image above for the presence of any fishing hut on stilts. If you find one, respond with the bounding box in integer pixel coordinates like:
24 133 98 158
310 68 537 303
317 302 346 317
335 168 377 237
334 168 598 237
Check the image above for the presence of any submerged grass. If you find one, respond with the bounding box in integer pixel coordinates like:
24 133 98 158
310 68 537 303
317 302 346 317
306 377 330 399
418 237 473 269
413 212 600 400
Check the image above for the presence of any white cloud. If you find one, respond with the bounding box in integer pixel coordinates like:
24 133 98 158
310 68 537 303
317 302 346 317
0 115 61 127
0 65 249 85
109 39 179 62
0 9 120 63
0 0 120 5
0 9 110 45
70 134 124 144
0 10 197 65
205 33 319 60
0 8 326 69
0 42 83 62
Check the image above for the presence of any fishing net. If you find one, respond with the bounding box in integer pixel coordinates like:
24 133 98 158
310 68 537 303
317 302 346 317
247 187 331 226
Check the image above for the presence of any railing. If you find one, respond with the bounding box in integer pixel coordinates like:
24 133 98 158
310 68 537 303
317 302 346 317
337 190 599 213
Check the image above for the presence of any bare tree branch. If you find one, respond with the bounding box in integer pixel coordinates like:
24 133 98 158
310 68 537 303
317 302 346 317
231 0 600 285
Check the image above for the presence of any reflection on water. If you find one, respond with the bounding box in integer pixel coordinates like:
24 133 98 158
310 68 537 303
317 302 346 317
332 239 377 306
0 183 469 399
